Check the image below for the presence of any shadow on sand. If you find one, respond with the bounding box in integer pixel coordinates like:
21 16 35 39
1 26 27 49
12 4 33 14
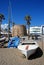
28 47 43 60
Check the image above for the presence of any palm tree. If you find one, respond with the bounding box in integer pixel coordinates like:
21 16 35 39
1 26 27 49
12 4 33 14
25 15 31 39
0 14 5 37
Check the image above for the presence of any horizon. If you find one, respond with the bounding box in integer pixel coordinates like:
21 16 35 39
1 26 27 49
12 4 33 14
0 0 44 27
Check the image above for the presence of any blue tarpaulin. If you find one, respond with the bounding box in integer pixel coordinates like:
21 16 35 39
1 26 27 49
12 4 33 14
8 36 20 48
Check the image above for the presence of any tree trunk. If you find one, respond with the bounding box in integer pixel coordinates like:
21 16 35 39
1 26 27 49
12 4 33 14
28 23 30 40
28 25 29 40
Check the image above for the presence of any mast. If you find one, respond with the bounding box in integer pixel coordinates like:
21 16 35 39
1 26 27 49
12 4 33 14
8 0 15 40
8 0 11 40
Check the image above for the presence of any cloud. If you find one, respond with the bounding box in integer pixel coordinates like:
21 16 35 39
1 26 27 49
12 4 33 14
1 24 8 30
1 24 12 32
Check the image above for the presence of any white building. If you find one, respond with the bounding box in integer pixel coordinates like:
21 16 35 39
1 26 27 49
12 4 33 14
27 25 44 35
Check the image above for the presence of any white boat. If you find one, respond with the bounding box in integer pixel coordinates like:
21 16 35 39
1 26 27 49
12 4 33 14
0 37 6 42
18 40 39 59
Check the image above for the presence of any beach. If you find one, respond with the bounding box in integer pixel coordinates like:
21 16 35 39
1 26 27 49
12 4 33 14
0 35 44 65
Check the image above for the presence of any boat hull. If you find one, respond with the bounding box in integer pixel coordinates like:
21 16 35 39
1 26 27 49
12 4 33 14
0 37 6 42
18 40 39 59
21 49 36 59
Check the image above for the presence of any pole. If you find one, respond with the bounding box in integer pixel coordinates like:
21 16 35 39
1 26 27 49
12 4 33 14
0 22 1 38
8 20 10 40
42 26 44 52
8 0 11 40
28 25 29 40
42 35 43 52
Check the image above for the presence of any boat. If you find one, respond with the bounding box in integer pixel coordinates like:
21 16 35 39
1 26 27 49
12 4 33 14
18 40 39 59
0 37 6 42
8 36 20 48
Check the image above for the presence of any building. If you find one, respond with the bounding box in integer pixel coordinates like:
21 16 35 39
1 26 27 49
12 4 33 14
12 25 44 37
12 25 27 37
27 25 44 35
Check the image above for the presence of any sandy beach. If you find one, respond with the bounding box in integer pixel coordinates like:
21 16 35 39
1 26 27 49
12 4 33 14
0 36 44 65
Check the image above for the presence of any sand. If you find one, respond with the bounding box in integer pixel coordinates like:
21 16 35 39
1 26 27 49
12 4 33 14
0 35 44 65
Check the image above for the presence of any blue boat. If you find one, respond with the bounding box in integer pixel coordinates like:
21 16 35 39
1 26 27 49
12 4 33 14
8 36 20 48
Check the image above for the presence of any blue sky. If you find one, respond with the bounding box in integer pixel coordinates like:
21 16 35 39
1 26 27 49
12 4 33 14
0 0 44 26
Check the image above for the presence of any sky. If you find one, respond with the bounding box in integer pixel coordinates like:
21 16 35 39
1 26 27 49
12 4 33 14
0 0 44 27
